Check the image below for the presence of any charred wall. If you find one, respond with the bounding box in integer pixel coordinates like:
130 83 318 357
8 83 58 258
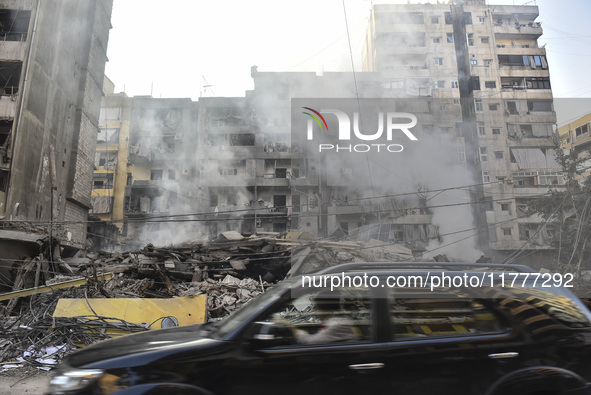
2 0 113 246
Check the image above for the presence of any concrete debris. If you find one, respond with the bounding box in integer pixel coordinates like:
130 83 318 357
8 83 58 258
0 231 424 369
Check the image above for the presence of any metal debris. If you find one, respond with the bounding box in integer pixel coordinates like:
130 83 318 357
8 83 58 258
0 232 420 369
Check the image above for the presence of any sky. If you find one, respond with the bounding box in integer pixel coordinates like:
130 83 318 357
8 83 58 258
104 0 591 125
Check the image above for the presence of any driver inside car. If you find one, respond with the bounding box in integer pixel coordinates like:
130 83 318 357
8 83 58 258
275 294 364 344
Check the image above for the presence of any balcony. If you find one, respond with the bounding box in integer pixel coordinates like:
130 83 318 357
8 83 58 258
0 40 26 60
493 22 542 40
497 46 545 56
127 179 179 194
257 175 290 187
0 95 17 118
290 176 318 187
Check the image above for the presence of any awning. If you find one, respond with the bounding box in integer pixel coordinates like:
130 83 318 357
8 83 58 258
510 148 561 169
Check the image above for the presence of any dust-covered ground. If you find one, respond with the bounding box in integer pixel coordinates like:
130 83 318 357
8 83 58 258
0 368 52 394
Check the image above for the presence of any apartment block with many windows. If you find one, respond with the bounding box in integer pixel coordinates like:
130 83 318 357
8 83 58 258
363 0 558 266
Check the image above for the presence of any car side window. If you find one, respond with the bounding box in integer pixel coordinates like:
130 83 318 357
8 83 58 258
390 288 506 339
258 287 372 344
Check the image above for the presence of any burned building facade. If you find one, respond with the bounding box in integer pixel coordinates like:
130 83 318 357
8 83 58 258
0 0 113 247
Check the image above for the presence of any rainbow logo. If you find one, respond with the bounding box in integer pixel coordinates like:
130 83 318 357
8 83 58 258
302 107 329 132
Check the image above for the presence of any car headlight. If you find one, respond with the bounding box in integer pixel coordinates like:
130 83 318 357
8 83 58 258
49 368 104 392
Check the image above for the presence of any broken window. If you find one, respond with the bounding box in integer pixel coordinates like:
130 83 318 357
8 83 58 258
218 160 244 176
229 133 255 146
467 33 474 46
492 128 501 135
99 107 121 126
480 197 493 211
0 10 31 41
150 170 163 180
506 101 518 115
503 228 512 236
292 195 301 212
0 61 22 95
498 55 528 66
516 199 531 217
501 203 510 212
95 151 117 169
92 174 113 189
464 12 472 24
485 81 496 88
444 12 452 24
275 168 287 178
489 103 499 111
495 151 504 159
97 128 119 143
446 33 454 43
0 169 8 192
210 193 218 207
0 119 11 147
528 100 553 112
227 194 238 206
273 195 286 210
470 76 480 91
519 224 539 241
519 124 533 137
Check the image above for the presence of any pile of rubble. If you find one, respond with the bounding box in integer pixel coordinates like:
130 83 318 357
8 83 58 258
0 231 416 370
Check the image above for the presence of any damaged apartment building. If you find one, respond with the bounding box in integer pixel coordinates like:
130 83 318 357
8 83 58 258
94 82 198 248
0 0 112 248
363 0 558 266
97 0 559 267
193 69 463 256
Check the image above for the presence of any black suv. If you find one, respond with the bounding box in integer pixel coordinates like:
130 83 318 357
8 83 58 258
48 262 591 395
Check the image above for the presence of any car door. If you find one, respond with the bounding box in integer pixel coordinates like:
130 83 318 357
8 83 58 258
226 285 382 395
362 286 524 395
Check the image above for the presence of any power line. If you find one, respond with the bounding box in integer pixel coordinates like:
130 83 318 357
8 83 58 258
1 179 541 227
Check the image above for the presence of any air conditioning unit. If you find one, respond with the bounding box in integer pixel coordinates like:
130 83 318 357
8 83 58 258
174 135 183 140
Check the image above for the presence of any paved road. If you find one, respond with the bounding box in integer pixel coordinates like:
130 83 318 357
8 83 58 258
0 370 52 394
